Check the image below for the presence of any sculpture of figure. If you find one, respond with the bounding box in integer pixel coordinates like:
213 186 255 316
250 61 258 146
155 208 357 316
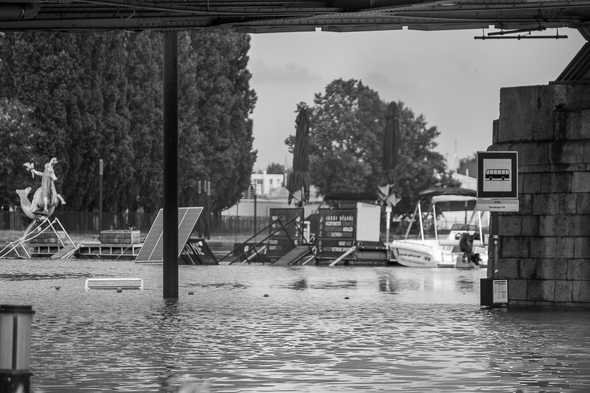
18 157 66 218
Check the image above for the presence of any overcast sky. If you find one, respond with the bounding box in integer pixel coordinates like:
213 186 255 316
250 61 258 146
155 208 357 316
248 28 584 171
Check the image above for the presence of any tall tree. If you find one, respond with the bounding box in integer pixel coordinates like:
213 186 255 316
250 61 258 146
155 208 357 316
266 162 286 174
0 98 41 206
126 31 163 212
0 30 257 217
2 32 80 205
286 79 385 195
179 30 257 212
286 78 457 213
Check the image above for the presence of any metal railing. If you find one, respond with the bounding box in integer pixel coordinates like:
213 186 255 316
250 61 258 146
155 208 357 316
218 215 301 264
0 209 270 236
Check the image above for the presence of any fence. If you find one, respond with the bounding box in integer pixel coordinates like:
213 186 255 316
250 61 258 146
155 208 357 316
0 208 487 240
0 208 270 237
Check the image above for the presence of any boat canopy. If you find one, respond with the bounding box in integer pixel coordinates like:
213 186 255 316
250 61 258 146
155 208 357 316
323 192 378 202
419 187 477 212
419 187 476 198
431 195 476 204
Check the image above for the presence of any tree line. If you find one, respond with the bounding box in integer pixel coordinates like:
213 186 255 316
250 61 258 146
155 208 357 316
0 31 257 214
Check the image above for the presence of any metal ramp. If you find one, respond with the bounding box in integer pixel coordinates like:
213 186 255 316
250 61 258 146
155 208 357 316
0 216 77 260
135 207 203 263
329 246 357 267
219 215 302 265
273 245 312 266
50 243 80 259
181 238 218 265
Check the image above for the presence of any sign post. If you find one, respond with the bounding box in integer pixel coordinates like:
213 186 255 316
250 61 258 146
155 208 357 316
476 151 517 307
98 158 103 232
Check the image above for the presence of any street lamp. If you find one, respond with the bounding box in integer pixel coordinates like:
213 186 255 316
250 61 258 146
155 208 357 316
250 184 257 234
198 178 211 239
98 158 103 232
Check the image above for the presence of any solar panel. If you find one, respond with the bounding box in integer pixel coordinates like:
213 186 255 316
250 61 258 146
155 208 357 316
135 207 202 263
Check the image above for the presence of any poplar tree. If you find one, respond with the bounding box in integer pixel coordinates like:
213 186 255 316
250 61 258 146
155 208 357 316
0 30 257 215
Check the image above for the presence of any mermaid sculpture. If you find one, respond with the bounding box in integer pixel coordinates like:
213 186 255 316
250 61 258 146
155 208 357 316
0 158 76 258
17 157 66 219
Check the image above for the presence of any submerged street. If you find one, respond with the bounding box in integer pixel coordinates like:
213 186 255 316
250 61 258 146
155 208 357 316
1 261 588 392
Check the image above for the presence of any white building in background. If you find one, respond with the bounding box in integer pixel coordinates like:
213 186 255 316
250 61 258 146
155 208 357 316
222 171 324 217
251 172 285 196
222 171 288 217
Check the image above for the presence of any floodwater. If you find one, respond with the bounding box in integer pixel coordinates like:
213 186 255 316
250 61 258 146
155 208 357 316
1 260 589 392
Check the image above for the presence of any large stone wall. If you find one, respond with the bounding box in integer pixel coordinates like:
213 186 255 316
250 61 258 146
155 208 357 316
490 83 590 307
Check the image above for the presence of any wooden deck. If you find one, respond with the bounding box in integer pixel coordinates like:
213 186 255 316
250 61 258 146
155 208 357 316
29 242 143 259
77 243 143 259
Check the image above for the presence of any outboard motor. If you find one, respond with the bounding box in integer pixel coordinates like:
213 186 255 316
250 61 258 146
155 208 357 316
459 233 480 265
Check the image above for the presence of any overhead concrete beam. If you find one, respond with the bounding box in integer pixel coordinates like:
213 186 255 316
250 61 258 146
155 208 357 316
578 25 590 41
0 2 39 19
556 43 590 83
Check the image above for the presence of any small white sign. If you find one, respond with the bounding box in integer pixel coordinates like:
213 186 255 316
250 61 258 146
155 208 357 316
475 198 519 212
492 280 508 303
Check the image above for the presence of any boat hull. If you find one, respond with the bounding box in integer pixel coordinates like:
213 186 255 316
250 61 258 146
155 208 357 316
390 239 485 269
390 240 440 268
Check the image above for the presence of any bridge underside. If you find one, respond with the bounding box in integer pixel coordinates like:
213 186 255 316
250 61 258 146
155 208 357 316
1 1 590 32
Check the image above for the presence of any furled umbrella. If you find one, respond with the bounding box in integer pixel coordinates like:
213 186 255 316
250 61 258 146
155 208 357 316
383 101 400 175
288 103 311 205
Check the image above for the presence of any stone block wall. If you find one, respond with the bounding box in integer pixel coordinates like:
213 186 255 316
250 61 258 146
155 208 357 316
490 83 590 307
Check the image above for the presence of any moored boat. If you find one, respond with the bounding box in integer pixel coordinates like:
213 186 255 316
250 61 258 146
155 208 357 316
389 188 488 268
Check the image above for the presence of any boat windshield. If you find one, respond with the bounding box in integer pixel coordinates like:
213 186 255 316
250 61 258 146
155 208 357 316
449 223 479 232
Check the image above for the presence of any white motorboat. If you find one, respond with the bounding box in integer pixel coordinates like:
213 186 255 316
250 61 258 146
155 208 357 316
389 189 488 268
390 239 454 268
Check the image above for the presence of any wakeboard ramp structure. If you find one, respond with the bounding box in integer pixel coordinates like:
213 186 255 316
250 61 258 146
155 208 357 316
0 216 77 260
135 207 217 265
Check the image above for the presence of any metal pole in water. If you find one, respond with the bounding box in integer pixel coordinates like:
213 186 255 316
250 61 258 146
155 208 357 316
432 203 438 241
98 158 103 232
417 201 424 241
492 235 499 279
478 211 484 245
205 180 211 240
385 205 392 244
385 205 392 260
163 31 179 299
489 212 499 279
0 305 35 393
253 186 257 234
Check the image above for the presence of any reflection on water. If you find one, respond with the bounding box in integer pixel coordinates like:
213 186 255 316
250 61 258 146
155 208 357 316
187 282 249 289
455 275 476 292
1 260 589 392
378 273 398 293
281 278 308 291
309 279 357 290
0 272 95 281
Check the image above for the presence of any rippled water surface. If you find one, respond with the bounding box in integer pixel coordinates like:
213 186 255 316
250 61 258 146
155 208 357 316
1 260 589 392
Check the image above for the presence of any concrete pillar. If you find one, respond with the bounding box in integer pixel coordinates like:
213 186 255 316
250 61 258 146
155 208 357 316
490 83 590 307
